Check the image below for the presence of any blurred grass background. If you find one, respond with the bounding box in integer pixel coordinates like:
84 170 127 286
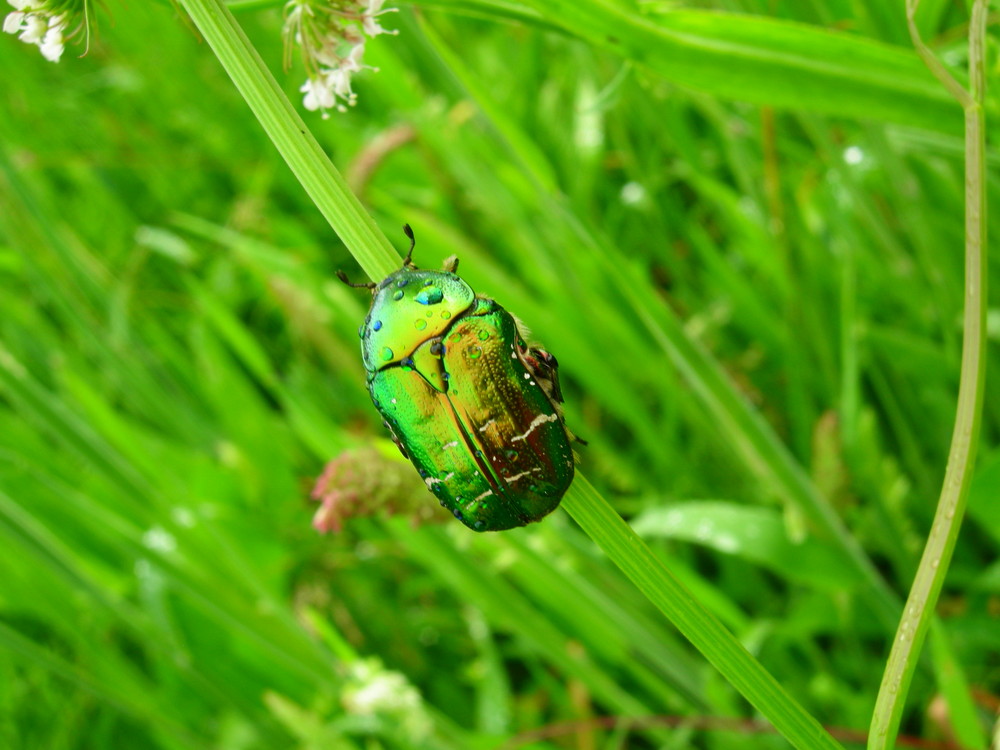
1 0 998 748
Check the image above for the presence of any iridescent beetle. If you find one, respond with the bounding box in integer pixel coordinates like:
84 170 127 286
339 225 580 531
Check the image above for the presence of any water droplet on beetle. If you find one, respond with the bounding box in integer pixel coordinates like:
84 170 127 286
358 325 364 339
430 341 445 357
392 290 404 301
504 449 518 461
401 357 415 371
415 286 444 305
372 320 383 331
414 319 427 330
478 329 490 341
397 278 409 288
469 346 482 360
380 347 393 361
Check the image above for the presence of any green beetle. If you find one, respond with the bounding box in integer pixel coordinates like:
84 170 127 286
339 226 578 531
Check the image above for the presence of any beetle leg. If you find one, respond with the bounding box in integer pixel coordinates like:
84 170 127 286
524 347 564 403
336 270 377 290
402 223 416 267
442 255 459 274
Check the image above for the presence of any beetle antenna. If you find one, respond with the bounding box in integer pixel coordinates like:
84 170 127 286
336 270 376 290
402 224 416 267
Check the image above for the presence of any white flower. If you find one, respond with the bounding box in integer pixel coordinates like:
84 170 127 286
9 0 41 11
3 10 24 33
342 41 365 72
362 0 397 37
17 12 44 42
300 76 335 112
39 14 64 61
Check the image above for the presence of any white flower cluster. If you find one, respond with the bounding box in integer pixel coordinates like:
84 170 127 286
342 659 432 740
3 0 67 62
284 0 397 118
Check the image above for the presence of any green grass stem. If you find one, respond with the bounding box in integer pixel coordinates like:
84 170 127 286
868 2 989 748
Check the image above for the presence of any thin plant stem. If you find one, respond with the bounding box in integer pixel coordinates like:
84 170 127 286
868 2 988 748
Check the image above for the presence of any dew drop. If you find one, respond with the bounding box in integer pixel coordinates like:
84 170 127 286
380 347 393 361
473 520 484 530
397 278 409 288
415 286 444 305
504 448 519 461
423 279 434 287
400 357 415 371
430 341 446 357
392 290 404 301
441 310 452 320
478 329 490 341
469 346 482 360
414 319 427 331
358 325 365 339
372 320 383 331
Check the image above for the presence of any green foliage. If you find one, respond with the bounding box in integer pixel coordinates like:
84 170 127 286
0 1 997 749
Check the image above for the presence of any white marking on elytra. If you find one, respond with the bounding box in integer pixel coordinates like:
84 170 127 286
510 413 559 443
478 419 497 432
425 477 442 488
506 468 542 484
442 441 459 450
474 489 494 502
